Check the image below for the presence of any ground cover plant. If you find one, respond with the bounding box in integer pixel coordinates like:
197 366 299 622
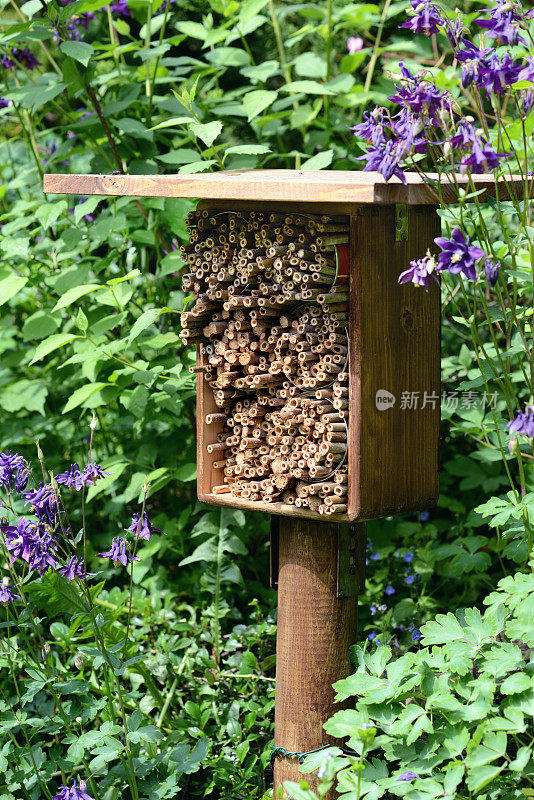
0 0 532 798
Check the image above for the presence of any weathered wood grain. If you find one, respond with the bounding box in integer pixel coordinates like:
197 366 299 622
43 169 534 205
351 205 441 520
273 518 360 799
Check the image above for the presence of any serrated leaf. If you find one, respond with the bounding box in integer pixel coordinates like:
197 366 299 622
0 274 27 306
30 334 81 365
300 149 334 170
63 382 110 414
53 284 101 311
189 121 223 147
59 40 94 66
242 89 277 121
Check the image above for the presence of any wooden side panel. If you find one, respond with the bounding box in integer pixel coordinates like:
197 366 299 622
353 205 441 519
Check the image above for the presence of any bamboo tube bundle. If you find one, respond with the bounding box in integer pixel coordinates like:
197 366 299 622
181 207 351 515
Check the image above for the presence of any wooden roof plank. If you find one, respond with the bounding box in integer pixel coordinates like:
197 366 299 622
42 169 534 205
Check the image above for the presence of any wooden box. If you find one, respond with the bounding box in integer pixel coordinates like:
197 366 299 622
42 170 466 522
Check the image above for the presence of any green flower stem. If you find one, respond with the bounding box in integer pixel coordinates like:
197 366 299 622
364 0 392 93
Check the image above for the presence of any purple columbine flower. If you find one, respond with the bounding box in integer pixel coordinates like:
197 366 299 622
389 62 451 122
398 253 439 290
485 259 500 287
358 138 407 184
397 771 419 781
99 536 140 567
52 779 92 800
128 512 161 541
2 46 41 70
449 118 478 150
57 556 93 580
56 462 109 491
521 90 534 116
478 53 522 94
455 39 494 89
22 483 57 524
507 407 534 438
350 109 388 147
412 629 422 642
0 451 26 490
460 135 509 174
14 467 29 493
400 0 443 37
475 1 527 46
110 0 131 15
385 585 396 596
434 228 486 281
0 577 19 604
29 531 58 576
2 518 37 564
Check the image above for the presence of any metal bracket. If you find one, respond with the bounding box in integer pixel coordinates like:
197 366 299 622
395 204 408 242
337 523 367 598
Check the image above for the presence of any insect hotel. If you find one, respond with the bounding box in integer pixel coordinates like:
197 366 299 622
43 169 447 798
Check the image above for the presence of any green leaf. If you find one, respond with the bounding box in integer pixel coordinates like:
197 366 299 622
466 764 503 792
59 40 94 66
53 284 101 311
0 273 27 306
30 334 81 365
500 672 532 694
128 307 171 343
0 380 47 415
63 382 110 414
242 89 277 121
149 116 194 130
225 144 271 155
178 160 217 174
176 463 197 482
189 121 223 147
280 80 333 95
26 572 89 616
300 149 334 170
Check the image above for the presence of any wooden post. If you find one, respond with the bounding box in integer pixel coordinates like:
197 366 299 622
273 517 361 798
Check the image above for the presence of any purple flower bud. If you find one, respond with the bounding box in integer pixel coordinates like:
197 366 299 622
484 259 500 287
15 467 29 493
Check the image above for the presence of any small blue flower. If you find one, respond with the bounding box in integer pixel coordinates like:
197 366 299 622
368 632 376 641
370 552 381 561
397 771 419 781
370 604 377 615
385 585 396 596
412 629 422 643
403 552 414 563
405 574 415 585
419 510 430 522
375 638 381 646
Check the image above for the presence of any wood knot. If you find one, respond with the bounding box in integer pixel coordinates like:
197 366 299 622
400 307 415 333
